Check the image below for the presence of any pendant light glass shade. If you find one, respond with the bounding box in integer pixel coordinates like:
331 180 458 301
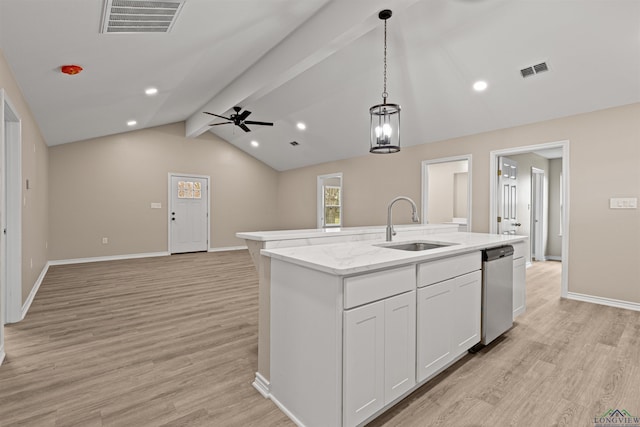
369 9 401 154
369 102 400 153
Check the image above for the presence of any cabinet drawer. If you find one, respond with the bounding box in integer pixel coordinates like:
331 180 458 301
344 265 415 309
512 241 525 259
417 251 480 287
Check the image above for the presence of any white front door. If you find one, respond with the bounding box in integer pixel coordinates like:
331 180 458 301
497 157 520 234
169 175 209 254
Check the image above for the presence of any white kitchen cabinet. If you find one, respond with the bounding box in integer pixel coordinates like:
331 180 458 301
343 290 416 427
512 242 526 319
452 270 482 358
416 253 481 383
343 299 385 427
416 281 453 381
383 291 416 403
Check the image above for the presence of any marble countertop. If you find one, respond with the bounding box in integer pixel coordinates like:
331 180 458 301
236 224 457 241
262 232 527 276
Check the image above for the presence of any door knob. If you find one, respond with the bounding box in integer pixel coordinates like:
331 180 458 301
514 222 522 227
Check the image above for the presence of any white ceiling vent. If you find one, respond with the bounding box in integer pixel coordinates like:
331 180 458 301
101 0 185 34
520 61 549 78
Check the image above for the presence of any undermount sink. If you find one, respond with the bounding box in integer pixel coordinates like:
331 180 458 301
377 241 458 251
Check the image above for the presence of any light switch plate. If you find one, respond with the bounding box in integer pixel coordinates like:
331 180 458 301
151 202 162 209
610 197 638 209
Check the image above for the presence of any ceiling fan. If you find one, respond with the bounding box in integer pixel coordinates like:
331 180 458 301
203 106 274 132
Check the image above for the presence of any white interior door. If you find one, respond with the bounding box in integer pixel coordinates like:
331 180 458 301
170 175 209 254
497 157 520 234
532 168 545 260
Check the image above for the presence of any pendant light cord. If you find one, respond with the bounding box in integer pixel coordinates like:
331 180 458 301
382 18 388 103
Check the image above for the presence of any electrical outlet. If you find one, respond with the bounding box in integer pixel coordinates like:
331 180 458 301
610 197 638 209
102 237 109 244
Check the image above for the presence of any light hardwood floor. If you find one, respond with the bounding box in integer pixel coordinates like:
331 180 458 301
1 253 639 426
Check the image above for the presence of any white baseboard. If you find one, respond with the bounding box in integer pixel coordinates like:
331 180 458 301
208 246 247 253
252 372 271 398
0 347 5 366
49 251 170 266
567 292 640 312
21 262 50 320
269 394 306 427
546 256 562 261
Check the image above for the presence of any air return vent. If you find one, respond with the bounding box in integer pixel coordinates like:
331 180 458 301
520 61 549 78
101 0 185 33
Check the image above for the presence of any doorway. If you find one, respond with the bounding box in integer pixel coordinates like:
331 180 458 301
168 174 210 254
421 155 472 231
1 89 22 329
490 141 569 297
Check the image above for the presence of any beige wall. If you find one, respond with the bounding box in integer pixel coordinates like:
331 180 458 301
278 103 640 304
0 49 49 305
48 123 279 260
426 160 468 224
547 158 563 258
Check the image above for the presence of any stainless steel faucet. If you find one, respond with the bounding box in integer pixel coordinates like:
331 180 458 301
386 196 420 241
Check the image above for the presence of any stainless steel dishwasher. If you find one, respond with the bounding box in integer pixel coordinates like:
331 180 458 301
480 245 514 345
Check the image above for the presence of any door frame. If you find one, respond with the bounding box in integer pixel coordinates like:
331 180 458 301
421 155 472 230
489 140 569 298
167 173 211 253
1 89 23 326
531 167 545 261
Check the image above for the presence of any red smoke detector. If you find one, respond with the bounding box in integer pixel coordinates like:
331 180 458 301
61 65 83 75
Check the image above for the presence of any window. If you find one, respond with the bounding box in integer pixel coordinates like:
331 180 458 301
323 185 341 227
317 173 342 228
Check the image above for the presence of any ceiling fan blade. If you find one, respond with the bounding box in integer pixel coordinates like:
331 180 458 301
209 122 232 126
203 112 231 121
244 120 274 126
237 110 252 121
239 123 252 132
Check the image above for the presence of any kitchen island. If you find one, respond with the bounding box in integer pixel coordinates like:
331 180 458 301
237 224 459 395
262 232 527 427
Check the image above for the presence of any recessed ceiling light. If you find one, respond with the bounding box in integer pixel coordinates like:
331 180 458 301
296 122 306 130
473 81 488 91
250 140 259 147
127 120 137 126
145 87 158 96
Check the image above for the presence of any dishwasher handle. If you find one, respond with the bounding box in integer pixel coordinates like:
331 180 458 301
483 245 514 262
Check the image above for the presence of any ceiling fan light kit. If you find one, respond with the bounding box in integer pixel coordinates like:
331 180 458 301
203 106 274 133
369 9 401 154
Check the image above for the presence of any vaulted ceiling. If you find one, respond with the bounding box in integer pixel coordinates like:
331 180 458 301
1 0 639 171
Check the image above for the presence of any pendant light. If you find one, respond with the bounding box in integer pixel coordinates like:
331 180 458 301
369 9 400 154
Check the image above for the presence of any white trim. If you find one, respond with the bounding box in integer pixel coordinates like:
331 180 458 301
208 245 247 252
0 347 5 366
19 262 50 321
1 90 23 324
421 155 472 231
168 173 211 254
531 167 545 263
252 372 271 398
490 140 569 298
317 172 342 228
269 394 306 427
567 292 640 312
49 251 169 266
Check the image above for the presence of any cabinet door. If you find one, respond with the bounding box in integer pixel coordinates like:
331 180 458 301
452 271 481 358
343 300 385 427
416 281 454 382
513 256 526 318
384 291 416 404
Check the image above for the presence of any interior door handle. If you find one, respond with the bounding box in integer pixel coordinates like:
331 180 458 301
514 222 522 227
